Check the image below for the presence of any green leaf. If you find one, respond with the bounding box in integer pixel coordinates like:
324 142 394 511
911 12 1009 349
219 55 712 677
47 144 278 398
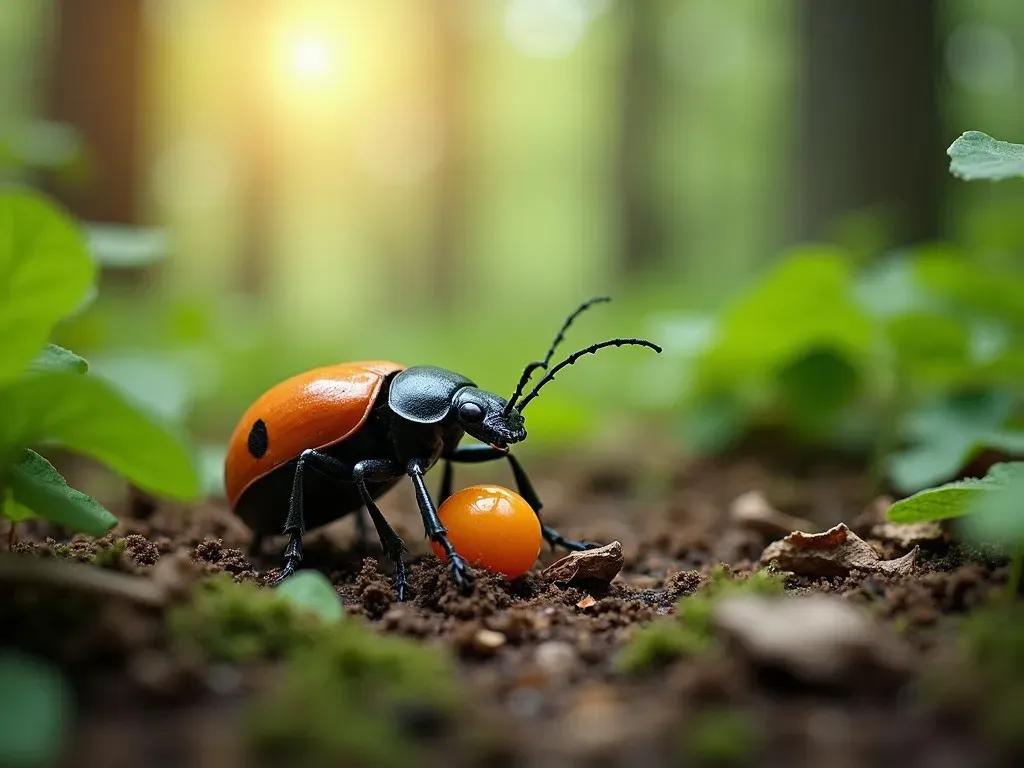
887 462 1024 524
775 347 860 430
0 651 71 767
948 131 1024 181
885 312 970 383
26 344 88 375
6 449 116 536
0 372 200 501
697 247 874 386
2 490 36 523
276 571 344 624
888 392 1024 493
0 190 94 383
960 471 1024 544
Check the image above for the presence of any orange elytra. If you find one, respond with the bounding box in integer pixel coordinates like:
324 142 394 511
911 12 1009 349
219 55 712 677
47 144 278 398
431 484 542 579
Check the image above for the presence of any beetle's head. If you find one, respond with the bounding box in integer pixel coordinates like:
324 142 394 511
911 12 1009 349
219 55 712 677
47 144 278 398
452 387 526 451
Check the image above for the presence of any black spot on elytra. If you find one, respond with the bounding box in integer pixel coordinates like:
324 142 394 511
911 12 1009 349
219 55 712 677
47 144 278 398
248 419 269 458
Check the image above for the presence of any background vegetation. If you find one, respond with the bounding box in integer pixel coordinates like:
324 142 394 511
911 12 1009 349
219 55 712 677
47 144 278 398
2 0 1024 499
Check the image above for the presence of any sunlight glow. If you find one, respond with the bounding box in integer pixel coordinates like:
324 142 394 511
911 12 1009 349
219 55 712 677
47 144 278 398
291 36 332 80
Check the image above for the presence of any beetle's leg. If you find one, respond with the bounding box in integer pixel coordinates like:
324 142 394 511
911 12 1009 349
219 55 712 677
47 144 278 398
352 459 410 601
275 448 349 585
407 458 474 594
445 445 601 552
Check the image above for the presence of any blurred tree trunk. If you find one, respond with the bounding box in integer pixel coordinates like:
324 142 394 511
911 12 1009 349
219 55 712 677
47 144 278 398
793 0 943 248
426 0 464 309
46 0 143 224
616 0 664 276
235 4 274 298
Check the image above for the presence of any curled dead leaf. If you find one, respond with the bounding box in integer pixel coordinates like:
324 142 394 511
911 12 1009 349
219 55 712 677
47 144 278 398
543 541 623 584
759 523 918 578
576 594 597 610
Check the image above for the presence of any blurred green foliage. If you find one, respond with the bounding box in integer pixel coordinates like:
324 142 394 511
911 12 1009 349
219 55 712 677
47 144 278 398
0 651 71 768
0 189 199 537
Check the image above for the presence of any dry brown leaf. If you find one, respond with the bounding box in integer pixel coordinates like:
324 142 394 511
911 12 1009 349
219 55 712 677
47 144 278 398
543 541 623 584
729 490 818 538
576 594 597 609
759 523 918 577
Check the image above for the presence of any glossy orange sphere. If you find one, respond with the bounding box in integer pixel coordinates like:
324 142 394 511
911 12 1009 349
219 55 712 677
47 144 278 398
431 484 542 579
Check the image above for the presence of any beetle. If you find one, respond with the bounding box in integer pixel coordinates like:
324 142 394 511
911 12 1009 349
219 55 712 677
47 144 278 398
224 297 660 598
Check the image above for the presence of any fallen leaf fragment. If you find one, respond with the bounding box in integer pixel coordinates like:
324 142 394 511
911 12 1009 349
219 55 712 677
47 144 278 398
870 520 944 548
543 541 623 584
576 594 597 609
714 594 913 687
729 490 818 538
759 523 917 578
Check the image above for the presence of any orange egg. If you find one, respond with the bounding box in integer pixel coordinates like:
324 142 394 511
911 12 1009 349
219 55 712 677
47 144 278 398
431 484 542 579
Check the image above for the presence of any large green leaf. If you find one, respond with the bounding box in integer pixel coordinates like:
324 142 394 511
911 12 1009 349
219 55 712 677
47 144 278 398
0 372 200 500
697 247 874 386
6 449 116 536
887 461 1024 524
26 343 88 375
948 131 1024 181
0 190 94 383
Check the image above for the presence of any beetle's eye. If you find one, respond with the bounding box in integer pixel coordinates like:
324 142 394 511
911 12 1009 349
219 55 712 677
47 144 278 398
459 402 484 423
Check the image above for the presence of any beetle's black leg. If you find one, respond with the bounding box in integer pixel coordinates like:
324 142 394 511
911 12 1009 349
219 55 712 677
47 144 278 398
407 458 474 594
352 459 410 601
445 444 601 552
275 448 349 585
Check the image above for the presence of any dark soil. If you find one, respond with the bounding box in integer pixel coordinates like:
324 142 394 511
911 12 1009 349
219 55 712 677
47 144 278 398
2 450 1020 768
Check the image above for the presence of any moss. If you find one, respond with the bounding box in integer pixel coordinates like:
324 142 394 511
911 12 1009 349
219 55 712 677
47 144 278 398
616 565 785 674
245 616 463 767
88 537 127 568
680 707 761 767
168 574 323 663
169 575 469 766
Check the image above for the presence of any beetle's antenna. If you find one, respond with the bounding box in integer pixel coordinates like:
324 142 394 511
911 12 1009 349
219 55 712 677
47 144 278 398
505 296 611 415
516 337 662 412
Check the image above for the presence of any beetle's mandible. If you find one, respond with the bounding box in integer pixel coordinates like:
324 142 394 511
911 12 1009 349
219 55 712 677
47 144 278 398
224 297 661 599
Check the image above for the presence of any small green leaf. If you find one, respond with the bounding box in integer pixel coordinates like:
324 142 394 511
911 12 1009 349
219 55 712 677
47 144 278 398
2 490 36 523
948 131 1024 181
0 372 200 501
27 344 88 375
0 651 71 767
887 462 1024 524
6 449 116 536
0 190 95 384
276 571 344 624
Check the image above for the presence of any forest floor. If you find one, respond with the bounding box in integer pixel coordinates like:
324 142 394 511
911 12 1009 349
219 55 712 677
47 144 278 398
2 442 1021 768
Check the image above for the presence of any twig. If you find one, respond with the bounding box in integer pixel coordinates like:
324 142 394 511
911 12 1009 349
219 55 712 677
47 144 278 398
0 553 167 607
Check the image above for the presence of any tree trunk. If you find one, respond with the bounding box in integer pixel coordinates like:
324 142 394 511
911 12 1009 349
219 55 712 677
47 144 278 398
794 0 943 248
46 0 143 224
616 0 664 275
